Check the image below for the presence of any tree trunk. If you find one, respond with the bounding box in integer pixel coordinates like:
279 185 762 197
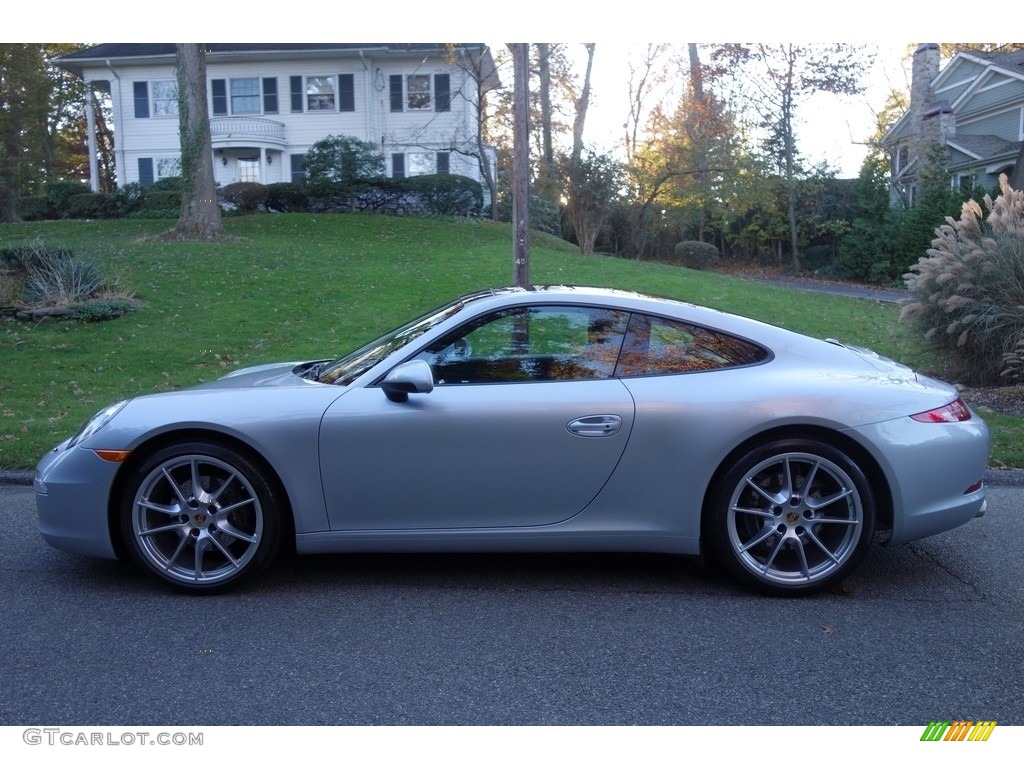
511 44 531 287
171 44 223 241
571 44 595 169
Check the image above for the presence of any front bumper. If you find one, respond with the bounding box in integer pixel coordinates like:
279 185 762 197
35 440 121 559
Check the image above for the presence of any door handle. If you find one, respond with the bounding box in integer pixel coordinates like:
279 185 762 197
566 415 622 437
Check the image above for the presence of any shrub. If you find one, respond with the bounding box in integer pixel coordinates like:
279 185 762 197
265 182 309 213
672 240 720 270
149 176 183 192
112 183 145 217
15 196 50 221
302 135 385 196
901 175 1024 383
221 182 268 214
67 193 117 219
404 174 483 216
44 181 91 218
139 191 181 217
19 241 102 305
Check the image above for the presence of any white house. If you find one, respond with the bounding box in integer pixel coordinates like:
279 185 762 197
57 43 499 194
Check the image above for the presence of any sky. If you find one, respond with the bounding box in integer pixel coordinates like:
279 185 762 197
572 42 916 178
13 1 992 179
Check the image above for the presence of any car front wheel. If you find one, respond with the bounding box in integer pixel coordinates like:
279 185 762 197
707 439 875 596
120 442 282 593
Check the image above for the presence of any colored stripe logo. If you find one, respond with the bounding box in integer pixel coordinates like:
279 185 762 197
921 721 997 741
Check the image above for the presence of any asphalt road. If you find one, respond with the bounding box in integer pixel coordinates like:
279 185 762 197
0 478 1021 727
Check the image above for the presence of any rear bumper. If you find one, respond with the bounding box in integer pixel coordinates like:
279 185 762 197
843 415 989 546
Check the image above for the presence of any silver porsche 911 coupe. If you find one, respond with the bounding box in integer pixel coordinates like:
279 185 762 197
34 286 989 596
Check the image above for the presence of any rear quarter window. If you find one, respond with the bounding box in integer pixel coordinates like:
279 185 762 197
615 313 769 376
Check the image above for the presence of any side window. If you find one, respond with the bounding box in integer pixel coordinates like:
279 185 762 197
419 306 628 384
615 314 768 376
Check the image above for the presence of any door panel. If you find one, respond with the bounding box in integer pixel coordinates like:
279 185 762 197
319 379 635 530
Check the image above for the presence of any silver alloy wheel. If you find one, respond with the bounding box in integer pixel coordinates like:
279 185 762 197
131 453 265 586
726 451 864 587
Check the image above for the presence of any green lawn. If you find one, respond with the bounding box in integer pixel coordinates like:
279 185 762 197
1 214 1017 469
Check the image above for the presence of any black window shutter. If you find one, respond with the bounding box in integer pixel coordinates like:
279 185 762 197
434 74 450 112
138 158 154 186
389 75 403 112
392 153 405 179
290 76 303 112
436 152 450 174
211 79 227 116
290 153 305 182
263 77 278 113
338 74 354 112
133 82 149 118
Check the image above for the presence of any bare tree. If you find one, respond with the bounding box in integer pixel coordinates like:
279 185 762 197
710 43 872 270
169 43 223 241
571 43 596 169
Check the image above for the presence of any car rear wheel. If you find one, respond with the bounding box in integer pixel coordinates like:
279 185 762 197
120 442 282 593
707 439 875 596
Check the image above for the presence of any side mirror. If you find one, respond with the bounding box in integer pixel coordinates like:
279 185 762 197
381 359 434 403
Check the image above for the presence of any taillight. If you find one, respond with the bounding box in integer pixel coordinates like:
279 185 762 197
911 397 972 423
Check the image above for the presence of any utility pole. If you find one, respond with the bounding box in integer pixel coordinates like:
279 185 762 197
511 43 530 287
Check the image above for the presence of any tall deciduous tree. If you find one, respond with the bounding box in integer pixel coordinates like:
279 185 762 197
0 44 48 221
710 43 871 270
170 43 222 241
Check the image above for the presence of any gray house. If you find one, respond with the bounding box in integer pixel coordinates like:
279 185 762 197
882 44 1024 206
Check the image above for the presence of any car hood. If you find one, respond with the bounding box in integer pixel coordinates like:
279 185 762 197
189 361 324 390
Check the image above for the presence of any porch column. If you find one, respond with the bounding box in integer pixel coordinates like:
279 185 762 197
84 84 99 192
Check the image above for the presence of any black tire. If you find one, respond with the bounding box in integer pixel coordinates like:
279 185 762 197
120 441 283 593
706 438 875 596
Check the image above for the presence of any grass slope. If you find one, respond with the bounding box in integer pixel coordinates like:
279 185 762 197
1 214 1018 469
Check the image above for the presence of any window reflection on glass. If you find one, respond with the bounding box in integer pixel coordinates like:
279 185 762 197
306 76 336 111
421 306 629 384
152 81 178 116
231 78 260 114
406 75 430 110
616 314 768 376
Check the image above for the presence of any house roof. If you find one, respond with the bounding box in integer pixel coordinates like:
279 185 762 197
947 134 1021 161
55 43 500 87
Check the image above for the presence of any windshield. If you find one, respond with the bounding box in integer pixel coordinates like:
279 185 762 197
317 298 465 386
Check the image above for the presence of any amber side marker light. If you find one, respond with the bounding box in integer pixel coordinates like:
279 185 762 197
911 397 972 423
93 450 132 463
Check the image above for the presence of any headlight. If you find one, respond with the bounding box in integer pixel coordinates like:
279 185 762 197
68 400 129 448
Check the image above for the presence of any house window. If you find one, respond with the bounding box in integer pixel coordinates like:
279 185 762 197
306 76 336 111
958 174 974 194
401 152 450 177
896 145 909 173
157 157 181 180
407 75 431 110
407 152 434 176
138 158 154 186
392 153 405 179
390 74 451 112
231 78 261 115
290 153 305 182
151 81 178 117
263 77 278 113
